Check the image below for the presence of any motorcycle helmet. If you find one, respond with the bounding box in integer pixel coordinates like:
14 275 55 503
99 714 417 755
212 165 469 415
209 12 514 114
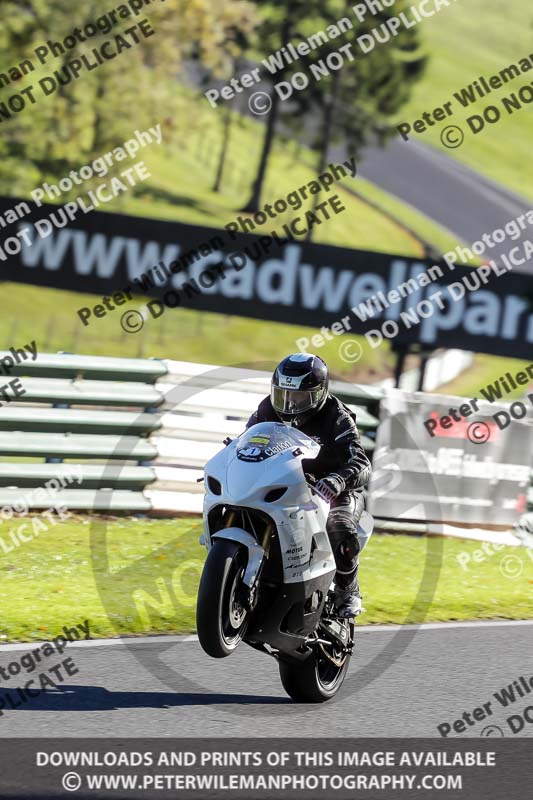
271 353 329 426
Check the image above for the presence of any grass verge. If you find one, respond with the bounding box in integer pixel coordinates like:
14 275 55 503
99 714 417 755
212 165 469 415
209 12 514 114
393 0 533 199
433 354 533 400
2 281 390 381
1 516 531 643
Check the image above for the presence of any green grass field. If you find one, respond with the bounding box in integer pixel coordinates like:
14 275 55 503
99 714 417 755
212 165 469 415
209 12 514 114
394 0 533 199
135 117 430 255
0 83 459 381
2 281 391 381
432 354 533 399
1 516 531 643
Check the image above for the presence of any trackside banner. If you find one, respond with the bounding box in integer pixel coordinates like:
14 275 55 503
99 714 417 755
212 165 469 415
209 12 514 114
1 197 533 359
368 390 533 526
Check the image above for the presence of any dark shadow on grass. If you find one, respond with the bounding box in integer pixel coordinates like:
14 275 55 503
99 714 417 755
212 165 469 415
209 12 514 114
4 685 290 711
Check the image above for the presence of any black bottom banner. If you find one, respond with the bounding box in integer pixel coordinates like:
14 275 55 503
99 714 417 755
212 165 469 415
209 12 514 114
0 738 530 799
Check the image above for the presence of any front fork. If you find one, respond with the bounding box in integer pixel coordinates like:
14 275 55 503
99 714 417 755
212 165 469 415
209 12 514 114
209 526 268 609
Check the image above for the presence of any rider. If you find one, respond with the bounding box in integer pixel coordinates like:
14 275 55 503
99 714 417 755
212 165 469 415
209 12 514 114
246 353 372 617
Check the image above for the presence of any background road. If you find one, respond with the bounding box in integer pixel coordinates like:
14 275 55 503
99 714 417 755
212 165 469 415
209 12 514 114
337 138 533 272
1 621 531 738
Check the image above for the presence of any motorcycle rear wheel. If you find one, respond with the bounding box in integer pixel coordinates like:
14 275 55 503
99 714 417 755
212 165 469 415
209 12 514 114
196 539 249 658
278 626 354 703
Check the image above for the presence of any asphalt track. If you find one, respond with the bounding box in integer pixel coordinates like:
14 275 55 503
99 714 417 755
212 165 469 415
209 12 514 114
356 139 532 271
1 620 532 738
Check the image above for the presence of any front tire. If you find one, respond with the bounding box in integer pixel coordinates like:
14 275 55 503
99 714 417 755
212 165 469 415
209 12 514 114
196 539 249 658
279 625 354 702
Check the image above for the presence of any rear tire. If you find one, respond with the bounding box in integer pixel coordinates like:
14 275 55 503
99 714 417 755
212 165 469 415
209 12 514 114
196 539 249 658
279 627 353 703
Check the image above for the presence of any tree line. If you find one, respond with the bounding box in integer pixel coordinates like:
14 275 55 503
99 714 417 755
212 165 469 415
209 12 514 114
0 0 427 220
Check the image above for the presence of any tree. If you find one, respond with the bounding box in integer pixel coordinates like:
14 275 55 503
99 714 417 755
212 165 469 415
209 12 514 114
298 0 427 238
0 0 255 194
241 0 427 215
240 0 320 212
201 3 258 193
313 1 427 153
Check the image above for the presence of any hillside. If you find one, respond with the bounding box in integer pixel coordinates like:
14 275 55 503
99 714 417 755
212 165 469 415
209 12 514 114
393 0 532 199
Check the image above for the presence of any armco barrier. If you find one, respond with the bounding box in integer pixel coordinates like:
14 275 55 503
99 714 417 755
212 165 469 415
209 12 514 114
0 353 380 515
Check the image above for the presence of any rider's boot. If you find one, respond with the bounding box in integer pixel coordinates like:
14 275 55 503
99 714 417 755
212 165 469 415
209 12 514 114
333 560 363 617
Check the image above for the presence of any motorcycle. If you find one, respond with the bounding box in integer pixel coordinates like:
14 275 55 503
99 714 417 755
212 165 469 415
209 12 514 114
196 421 373 703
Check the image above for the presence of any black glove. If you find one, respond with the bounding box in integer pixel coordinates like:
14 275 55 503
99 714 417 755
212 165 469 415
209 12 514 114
314 473 345 502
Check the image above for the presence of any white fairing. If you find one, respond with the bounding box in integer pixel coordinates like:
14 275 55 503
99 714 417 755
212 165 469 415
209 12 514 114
203 422 336 584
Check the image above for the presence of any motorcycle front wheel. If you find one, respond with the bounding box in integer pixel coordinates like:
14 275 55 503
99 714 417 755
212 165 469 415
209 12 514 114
196 539 250 658
278 624 354 702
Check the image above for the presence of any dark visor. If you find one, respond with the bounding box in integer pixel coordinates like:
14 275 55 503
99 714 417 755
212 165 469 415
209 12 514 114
271 386 323 416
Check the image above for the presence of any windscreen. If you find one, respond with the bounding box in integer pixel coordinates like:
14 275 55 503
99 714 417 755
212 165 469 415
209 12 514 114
236 422 314 463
